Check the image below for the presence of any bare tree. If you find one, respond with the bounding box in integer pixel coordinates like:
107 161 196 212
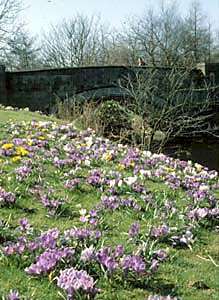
121 2 188 67
41 14 112 68
4 29 41 70
121 0 213 67
184 0 212 64
211 31 219 62
0 0 22 50
120 67 216 151
101 32 135 65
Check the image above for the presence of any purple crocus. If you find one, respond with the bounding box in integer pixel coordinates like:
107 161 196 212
87 169 102 186
57 267 98 299
40 195 63 215
128 222 140 238
0 187 16 205
121 255 146 274
7 290 20 300
65 178 80 190
15 165 32 181
187 208 209 221
101 195 120 210
19 218 31 232
153 249 168 262
96 247 118 273
114 245 124 258
3 237 27 256
64 227 101 241
80 246 96 263
38 228 60 249
151 225 170 239
25 247 74 275
150 259 159 272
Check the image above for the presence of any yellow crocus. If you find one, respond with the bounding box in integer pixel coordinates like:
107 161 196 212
103 152 112 161
12 156 21 163
130 161 135 167
2 143 14 150
165 167 175 173
27 140 33 146
16 146 29 156
117 163 125 171
38 136 45 140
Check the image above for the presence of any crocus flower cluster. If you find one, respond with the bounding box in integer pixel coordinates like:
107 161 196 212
151 225 170 239
100 195 141 211
101 195 120 210
96 246 147 275
25 247 74 275
96 247 119 272
188 207 219 221
150 249 168 273
87 169 103 186
81 245 131 274
0 116 218 299
80 246 96 263
15 165 32 181
3 237 27 256
57 267 98 300
53 157 77 168
38 228 60 249
64 227 101 242
0 187 16 205
120 148 140 168
3 228 60 257
121 255 146 274
65 178 81 190
41 194 63 215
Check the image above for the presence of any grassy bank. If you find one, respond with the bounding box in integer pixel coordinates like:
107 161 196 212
0 109 218 300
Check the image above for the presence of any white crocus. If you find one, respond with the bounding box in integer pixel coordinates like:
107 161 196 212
79 209 87 216
199 185 209 192
139 169 152 177
84 159 91 166
124 176 138 186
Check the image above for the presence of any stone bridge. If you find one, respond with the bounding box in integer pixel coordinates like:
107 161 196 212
0 63 218 112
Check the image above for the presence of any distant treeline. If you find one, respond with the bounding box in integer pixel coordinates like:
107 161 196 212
0 0 218 71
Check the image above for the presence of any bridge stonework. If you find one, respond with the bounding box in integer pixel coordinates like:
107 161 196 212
0 63 218 112
2 66 135 112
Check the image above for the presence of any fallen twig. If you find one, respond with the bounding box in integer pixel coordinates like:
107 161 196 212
196 255 219 267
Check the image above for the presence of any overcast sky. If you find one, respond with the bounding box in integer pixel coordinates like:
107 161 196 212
22 0 219 34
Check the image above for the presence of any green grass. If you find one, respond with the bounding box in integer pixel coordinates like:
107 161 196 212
0 109 57 122
0 109 218 300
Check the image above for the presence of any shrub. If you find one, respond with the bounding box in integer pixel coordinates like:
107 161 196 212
94 100 133 137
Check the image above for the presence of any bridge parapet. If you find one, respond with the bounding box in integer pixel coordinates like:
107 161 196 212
0 64 218 112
